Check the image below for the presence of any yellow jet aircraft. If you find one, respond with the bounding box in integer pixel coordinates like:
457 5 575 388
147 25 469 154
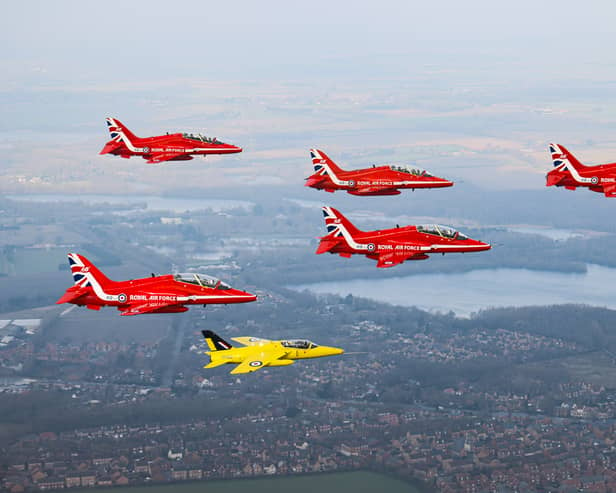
202 330 344 374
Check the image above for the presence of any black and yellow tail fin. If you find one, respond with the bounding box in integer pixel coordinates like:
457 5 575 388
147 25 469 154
202 330 232 351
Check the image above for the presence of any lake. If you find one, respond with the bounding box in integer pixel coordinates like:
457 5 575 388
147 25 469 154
293 264 616 317
69 471 422 493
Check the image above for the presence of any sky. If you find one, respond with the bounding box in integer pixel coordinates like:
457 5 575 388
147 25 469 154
3 1 616 82
2 1 616 192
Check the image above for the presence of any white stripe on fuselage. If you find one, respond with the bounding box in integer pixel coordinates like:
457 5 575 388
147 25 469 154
315 161 348 186
360 180 450 187
429 244 486 250
79 272 121 302
331 223 370 251
326 216 482 253
330 221 430 253
113 128 216 155
554 159 592 184
79 273 253 304
313 152 446 188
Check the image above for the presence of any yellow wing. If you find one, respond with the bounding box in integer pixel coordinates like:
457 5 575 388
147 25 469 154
231 336 271 346
230 348 287 374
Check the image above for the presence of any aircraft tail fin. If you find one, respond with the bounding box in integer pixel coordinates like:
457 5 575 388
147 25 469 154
67 253 115 289
310 149 345 177
202 330 233 351
549 143 586 170
319 206 363 253
105 117 140 144
323 206 363 235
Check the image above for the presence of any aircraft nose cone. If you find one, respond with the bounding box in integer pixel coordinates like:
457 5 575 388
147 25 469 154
323 346 344 356
433 177 454 188
229 289 257 303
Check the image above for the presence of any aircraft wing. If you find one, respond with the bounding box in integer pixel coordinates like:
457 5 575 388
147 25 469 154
56 287 89 304
119 303 188 316
231 336 271 346
99 141 123 155
230 348 288 374
376 251 429 268
604 184 616 197
349 186 401 196
147 153 194 164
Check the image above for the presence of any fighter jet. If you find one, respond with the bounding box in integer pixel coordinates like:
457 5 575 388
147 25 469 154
547 143 616 197
56 253 256 315
317 206 491 268
100 117 242 163
202 330 344 374
305 149 453 196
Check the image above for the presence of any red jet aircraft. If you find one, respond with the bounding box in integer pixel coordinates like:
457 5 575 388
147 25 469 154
305 149 453 196
57 254 256 316
546 143 616 197
316 207 491 268
100 117 242 163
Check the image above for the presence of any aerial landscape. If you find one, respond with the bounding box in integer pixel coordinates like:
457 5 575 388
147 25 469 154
3 1 616 492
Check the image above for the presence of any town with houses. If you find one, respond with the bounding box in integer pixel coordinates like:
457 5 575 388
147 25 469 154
1 197 616 493
1 295 616 492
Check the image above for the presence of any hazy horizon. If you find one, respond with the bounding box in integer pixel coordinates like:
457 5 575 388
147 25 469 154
3 1 616 192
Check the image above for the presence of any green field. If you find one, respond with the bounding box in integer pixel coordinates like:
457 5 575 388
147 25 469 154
71 471 423 493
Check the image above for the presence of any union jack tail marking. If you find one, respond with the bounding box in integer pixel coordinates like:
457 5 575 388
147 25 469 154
549 143 585 171
66 253 116 290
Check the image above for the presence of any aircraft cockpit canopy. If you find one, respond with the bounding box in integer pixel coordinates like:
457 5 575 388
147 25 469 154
174 273 231 289
182 133 225 144
281 339 318 349
416 224 469 240
389 164 432 177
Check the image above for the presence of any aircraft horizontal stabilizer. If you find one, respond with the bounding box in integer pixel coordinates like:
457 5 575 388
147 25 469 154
305 176 326 188
56 288 88 305
99 141 123 155
315 238 341 254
